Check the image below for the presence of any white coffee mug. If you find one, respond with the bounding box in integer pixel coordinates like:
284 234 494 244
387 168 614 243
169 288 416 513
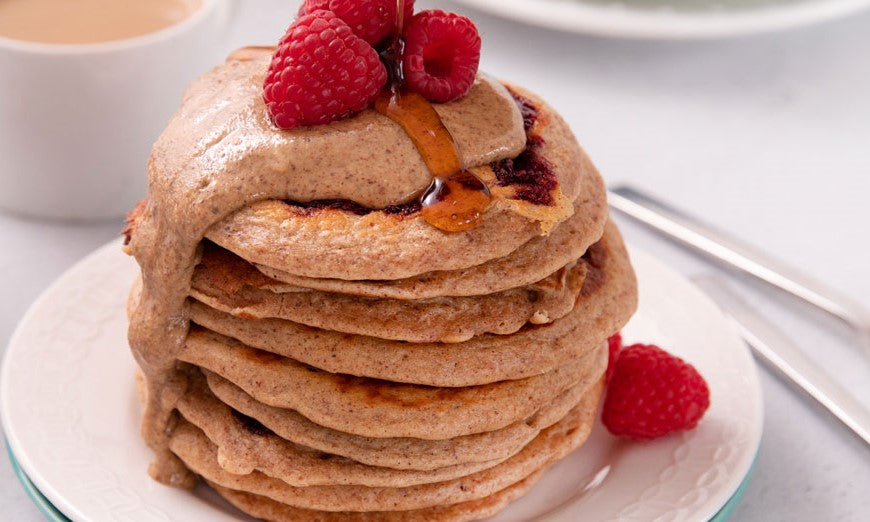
0 0 231 221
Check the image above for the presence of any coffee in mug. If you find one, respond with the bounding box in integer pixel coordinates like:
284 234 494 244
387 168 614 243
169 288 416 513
0 0 203 44
0 0 227 220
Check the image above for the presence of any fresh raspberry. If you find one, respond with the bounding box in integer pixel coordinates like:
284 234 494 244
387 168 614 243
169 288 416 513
298 0 415 47
605 332 622 384
402 10 481 103
602 344 710 439
263 11 387 129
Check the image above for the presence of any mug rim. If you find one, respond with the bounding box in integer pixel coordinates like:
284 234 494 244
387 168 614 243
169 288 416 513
0 0 223 55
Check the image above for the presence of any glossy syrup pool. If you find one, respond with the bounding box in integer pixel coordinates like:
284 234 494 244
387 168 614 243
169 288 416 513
420 170 492 232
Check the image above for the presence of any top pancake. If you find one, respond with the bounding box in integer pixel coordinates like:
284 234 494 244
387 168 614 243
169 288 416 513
252 193 597 300
203 87 607 281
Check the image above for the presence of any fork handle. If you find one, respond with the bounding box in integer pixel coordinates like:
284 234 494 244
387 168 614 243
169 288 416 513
693 275 870 447
608 184 870 354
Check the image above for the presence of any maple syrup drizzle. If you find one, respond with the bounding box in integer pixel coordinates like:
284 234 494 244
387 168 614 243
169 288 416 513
374 0 492 232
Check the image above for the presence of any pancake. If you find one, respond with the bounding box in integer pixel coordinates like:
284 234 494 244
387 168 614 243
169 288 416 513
253 199 599 300
205 369 595 471
176 376 508 487
190 242 586 343
169 386 600 512
203 87 606 281
207 469 543 522
178 329 605 440
184 220 635 387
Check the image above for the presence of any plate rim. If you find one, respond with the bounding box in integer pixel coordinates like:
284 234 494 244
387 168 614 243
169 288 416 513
1 238 763 521
0 241 125 522
452 0 870 39
5 439 71 522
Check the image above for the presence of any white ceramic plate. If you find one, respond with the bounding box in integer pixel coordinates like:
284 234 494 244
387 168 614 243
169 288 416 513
1 240 762 521
453 0 870 39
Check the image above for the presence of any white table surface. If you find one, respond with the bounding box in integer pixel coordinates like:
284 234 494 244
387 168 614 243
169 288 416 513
2 0 869 520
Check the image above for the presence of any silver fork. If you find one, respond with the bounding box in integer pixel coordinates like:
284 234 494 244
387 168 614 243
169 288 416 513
608 184 870 357
693 275 870 447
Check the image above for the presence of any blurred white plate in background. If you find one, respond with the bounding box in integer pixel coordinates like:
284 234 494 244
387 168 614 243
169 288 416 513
453 0 870 38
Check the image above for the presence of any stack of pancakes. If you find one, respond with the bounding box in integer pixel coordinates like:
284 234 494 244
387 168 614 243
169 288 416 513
126 50 637 521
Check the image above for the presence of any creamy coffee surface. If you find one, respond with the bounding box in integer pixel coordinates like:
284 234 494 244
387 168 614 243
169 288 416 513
0 0 201 44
